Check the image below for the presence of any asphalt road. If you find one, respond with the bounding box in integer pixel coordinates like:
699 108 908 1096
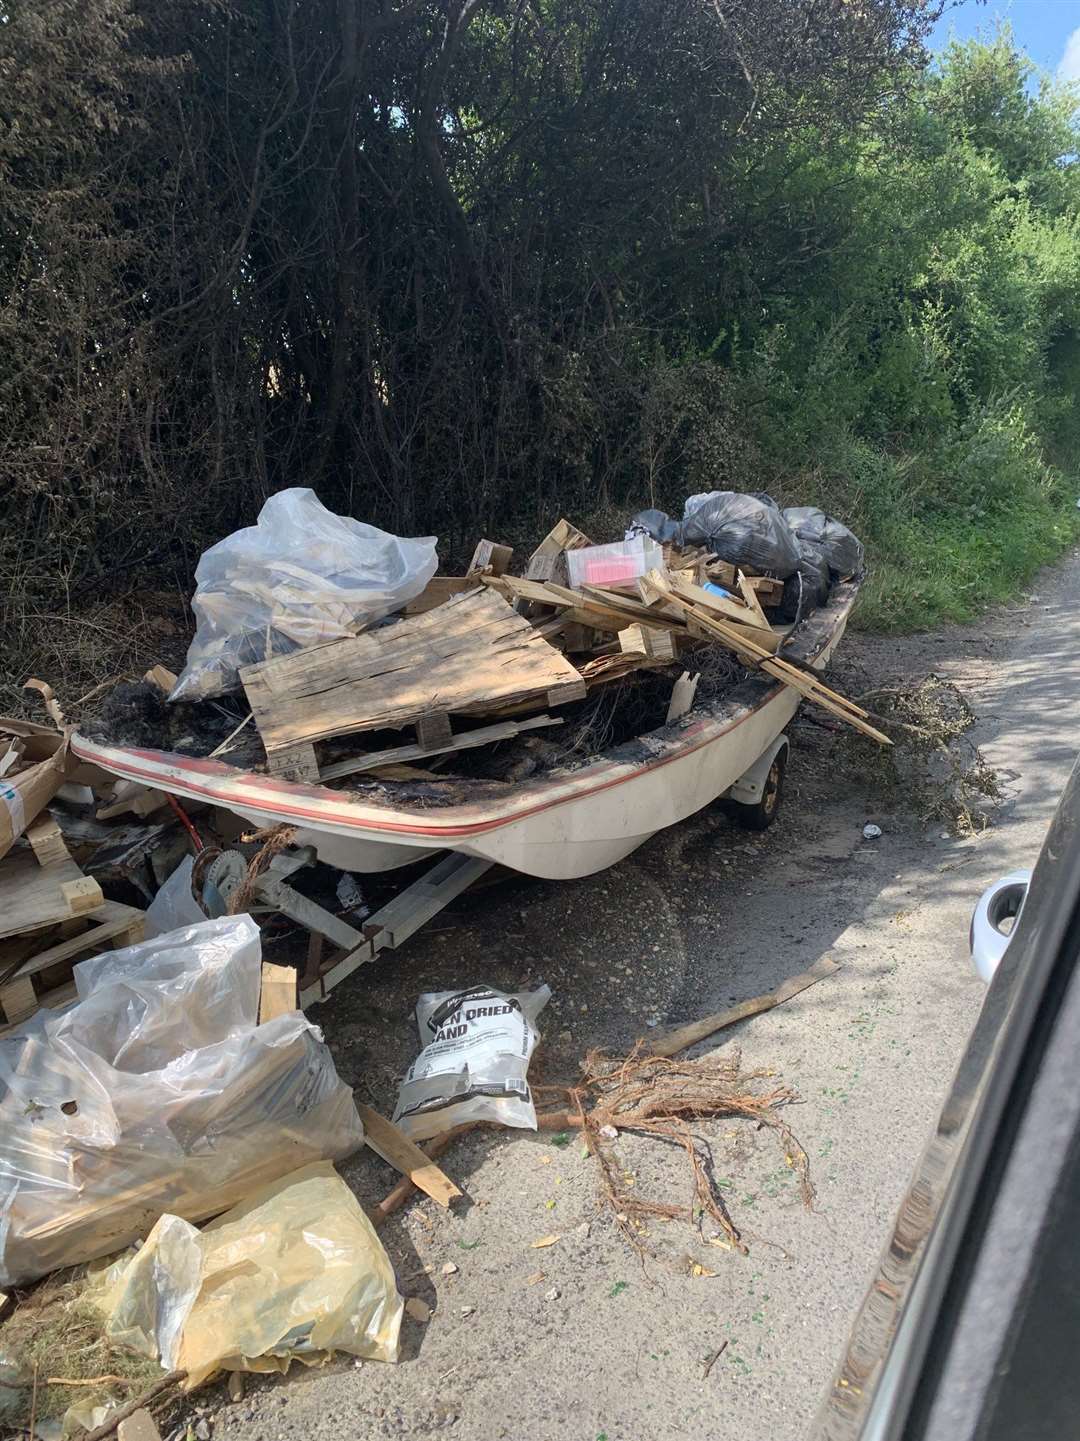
207 549 1080 1441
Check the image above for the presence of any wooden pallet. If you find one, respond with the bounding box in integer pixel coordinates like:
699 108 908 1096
0 899 145 1028
0 813 144 1028
240 586 588 781
0 817 103 943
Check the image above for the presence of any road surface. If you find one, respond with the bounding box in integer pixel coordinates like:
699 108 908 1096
208 549 1080 1441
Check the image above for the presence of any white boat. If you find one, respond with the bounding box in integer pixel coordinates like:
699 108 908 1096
72 581 858 882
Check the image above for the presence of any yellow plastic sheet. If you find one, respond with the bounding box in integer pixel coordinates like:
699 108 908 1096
90 1163 402 1386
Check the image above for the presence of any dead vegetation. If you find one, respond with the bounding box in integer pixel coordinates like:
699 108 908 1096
798 670 1003 837
540 1044 812 1261
0 1275 164 1433
855 674 1002 835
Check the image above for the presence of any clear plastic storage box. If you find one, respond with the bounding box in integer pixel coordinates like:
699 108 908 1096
566 536 663 589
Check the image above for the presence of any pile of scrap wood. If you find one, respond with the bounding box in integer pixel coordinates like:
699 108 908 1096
0 710 146 1031
230 519 887 783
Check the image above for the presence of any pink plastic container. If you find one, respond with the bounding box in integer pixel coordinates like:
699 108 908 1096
566 537 662 590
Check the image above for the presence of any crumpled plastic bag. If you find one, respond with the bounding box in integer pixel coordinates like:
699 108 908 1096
87 1163 402 1386
679 491 802 576
144 855 207 939
782 505 864 579
170 488 438 701
394 984 551 1140
629 491 802 577
0 917 364 1287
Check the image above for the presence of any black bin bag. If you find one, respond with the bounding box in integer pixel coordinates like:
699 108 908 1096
678 492 802 577
782 506 863 579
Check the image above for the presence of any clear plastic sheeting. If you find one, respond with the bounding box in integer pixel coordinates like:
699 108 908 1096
143 855 206 939
782 505 864 579
170 488 438 701
394 983 551 1141
0 917 364 1287
88 1163 402 1386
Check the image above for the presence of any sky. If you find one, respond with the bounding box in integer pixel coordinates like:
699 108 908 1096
929 0 1080 83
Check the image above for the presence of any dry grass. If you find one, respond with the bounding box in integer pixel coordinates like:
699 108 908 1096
0 591 190 720
0 1274 164 1431
851 673 1003 835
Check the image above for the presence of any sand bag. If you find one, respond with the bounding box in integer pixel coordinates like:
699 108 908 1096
393 984 551 1141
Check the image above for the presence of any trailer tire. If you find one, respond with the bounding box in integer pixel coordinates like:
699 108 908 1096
731 746 787 831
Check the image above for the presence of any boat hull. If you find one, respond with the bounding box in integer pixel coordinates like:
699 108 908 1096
73 583 857 880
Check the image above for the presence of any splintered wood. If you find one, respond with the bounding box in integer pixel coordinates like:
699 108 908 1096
643 570 891 745
240 586 587 776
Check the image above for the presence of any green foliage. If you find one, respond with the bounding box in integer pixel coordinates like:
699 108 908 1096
0 8 1077 643
725 30 1080 627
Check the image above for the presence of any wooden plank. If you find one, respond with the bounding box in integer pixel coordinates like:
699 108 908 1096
26 815 69 868
618 625 677 663
405 576 481 615
702 558 737 587
667 573 769 630
736 570 770 628
259 961 297 1023
684 613 784 654
319 715 563 783
545 677 587 705
0 974 37 1025
242 588 586 756
481 574 566 608
266 740 319 783
746 575 784 606
543 582 685 635
467 540 514 576
575 584 687 631
10 900 145 980
524 519 592 584
416 712 453 752
648 955 841 1057
144 665 178 694
0 850 106 941
61 876 105 915
644 572 890 744
355 1102 463 1209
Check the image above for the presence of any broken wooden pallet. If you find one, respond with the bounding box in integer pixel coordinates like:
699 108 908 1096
320 714 563 783
644 571 891 745
240 586 588 781
524 518 592 585
404 575 482 614
0 816 104 944
0 898 145 1027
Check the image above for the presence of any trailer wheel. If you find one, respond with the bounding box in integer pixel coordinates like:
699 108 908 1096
732 746 787 831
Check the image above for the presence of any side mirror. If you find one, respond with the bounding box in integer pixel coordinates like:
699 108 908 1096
969 870 1031 982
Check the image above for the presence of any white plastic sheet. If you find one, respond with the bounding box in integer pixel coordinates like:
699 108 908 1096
88 1163 402 1386
143 856 206 938
0 917 364 1287
170 488 438 701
